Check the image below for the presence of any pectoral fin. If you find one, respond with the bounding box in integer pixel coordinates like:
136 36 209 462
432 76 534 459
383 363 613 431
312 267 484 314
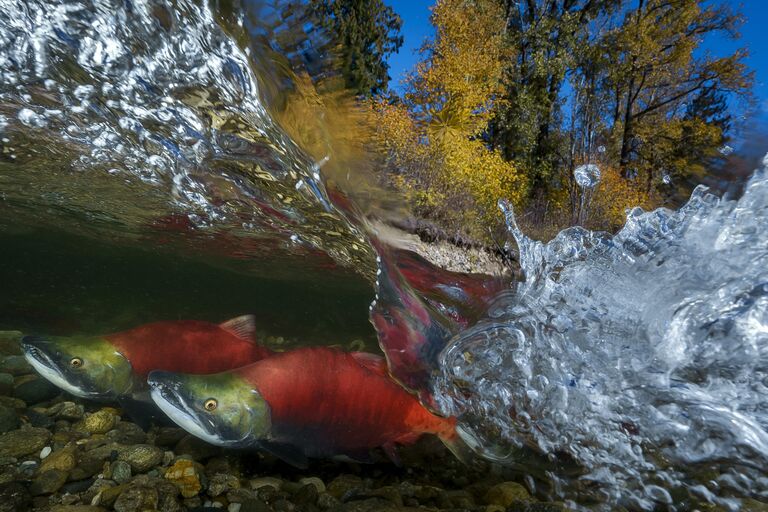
258 440 309 469
117 394 172 430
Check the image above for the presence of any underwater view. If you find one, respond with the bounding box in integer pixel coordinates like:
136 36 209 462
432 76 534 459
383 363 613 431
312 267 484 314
1 0 767 511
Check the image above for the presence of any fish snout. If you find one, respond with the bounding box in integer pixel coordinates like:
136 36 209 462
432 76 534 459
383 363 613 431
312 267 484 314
20 335 54 360
147 370 177 390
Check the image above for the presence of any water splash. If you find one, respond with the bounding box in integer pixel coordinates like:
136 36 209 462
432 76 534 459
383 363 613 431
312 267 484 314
0 0 373 279
573 163 601 189
436 166 768 509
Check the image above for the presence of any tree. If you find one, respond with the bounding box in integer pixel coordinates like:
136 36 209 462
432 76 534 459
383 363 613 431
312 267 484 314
602 0 752 179
372 0 527 239
309 0 404 96
489 0 619 187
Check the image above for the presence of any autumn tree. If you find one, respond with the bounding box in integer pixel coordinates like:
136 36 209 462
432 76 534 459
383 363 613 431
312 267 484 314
602 0 752 183
373 0 527 239
309 0 404 96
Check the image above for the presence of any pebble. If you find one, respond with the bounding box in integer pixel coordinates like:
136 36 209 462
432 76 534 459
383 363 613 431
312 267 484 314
110 460 132 484
48 402 85 421
106 421 146 445
40 446 52 459
113 484 158 512
0 406 19 434
0 481 30 512
117 444 162 473
80 410 117 435
0 374 13 396
50 506 108 512
0 426 50 458
484 481 531 507
207 473 240 497
165 458 203 498
13 374 60 404
40 444 78 473
249 477 283 491
0 355 32 376
29 468 68 495
298 476 325 493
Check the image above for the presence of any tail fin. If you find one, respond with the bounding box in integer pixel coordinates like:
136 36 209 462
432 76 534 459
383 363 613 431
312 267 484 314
438 419 479 465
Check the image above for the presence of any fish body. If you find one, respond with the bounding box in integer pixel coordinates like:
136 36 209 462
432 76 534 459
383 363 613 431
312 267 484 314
21 315 271 401
148 347 467 467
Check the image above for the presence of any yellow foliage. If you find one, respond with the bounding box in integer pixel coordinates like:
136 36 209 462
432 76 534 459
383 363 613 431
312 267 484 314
407 0 509 134
369 0 526 239
590 166 653 228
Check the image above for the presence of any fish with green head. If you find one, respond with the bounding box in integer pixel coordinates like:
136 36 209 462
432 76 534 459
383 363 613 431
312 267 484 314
21 315 272 403
148 346 472 467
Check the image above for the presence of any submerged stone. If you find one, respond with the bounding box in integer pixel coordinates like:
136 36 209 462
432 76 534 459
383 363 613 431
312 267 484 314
118 444 163 473
0 481 31 512
0 374 13 396
0 405 19 433
50 506 108 512
29 468 68 495
0 426 50 457
39 443 78 473
79 409 117 435
13 375 59 404
110 460 132 484
484 481 530 507
113 485 159 512
165 458 203 498
47 402 85 421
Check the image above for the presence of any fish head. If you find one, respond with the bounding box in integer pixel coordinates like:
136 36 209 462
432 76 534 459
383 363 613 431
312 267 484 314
21 335 135 399
147 370 270 447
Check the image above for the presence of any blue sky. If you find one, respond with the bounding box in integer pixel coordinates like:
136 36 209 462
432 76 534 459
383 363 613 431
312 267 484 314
384 0 768 117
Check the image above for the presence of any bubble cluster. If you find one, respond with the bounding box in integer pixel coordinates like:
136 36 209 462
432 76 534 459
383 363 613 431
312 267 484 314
437 167 768 509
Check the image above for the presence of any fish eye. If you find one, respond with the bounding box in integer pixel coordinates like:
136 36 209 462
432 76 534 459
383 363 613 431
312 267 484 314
70 357 83 368
204 398 218 411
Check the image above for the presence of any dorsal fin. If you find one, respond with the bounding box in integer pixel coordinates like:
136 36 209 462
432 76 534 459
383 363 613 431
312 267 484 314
219 315 257 342
350 352 388 377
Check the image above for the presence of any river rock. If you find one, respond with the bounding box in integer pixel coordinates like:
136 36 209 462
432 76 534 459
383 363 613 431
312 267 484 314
113 485 159 512
50 506 108 512
106 421 146 445
0 481 31 512
40 443 78 473
175 434 221 460
153 427 186 447
80 409 117 434
48 401 85 421
69 457 104 481
0 374 13 396
117 444 162 473
0 405 19 433
484 481 531 507
299 477 326 493
327 474 364 499
29 468 68 495
239 498 273 512
208 473 240 497
13 374 59 404
165 458 203 498
0 355 32 376
249 477 283 492
0 426 50 457
0 396 26 410
110 460 132 484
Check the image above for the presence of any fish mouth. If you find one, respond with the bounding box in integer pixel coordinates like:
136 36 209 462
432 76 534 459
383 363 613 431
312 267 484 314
148 371 231 446
21 336 96 399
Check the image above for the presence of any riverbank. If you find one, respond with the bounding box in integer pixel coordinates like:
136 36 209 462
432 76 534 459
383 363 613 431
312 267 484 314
371 220 514 277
